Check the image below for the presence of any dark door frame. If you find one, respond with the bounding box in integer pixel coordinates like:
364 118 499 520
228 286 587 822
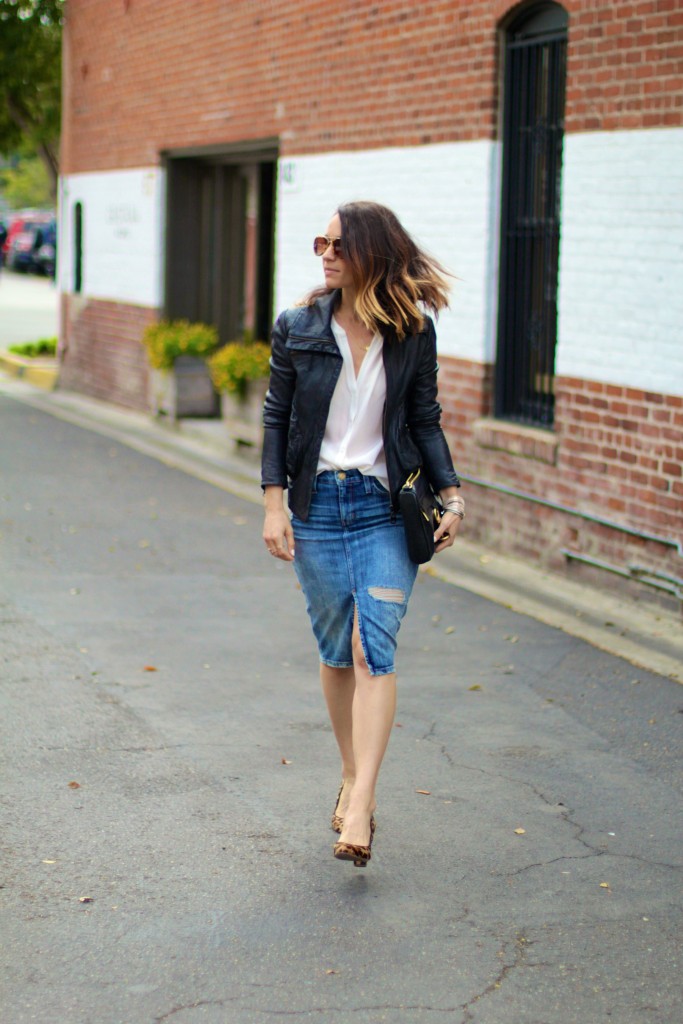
162 140 278 346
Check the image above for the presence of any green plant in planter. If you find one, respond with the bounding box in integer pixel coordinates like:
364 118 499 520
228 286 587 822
208 337 271 398
141 319 219 371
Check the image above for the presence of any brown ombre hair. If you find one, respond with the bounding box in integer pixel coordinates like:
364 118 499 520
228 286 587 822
307 201 451 339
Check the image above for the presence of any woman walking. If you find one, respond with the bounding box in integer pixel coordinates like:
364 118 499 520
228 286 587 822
261 201 464 867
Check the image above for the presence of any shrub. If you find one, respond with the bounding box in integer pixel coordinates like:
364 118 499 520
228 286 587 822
208 339 271 397
8 337 57 357
141 319 219 371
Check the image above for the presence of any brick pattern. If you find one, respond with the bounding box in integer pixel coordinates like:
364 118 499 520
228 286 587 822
59 296 156 410
555 378 683 533
62 0 683 174
436 356 493 440
440 353 683 598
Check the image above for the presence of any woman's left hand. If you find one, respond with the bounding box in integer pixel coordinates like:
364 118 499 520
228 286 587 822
433 510 461 553
433 487 464 553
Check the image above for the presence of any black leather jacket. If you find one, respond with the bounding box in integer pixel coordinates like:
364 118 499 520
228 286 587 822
261 291 460 520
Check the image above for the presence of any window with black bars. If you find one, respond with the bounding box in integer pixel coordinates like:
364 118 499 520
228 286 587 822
495 3 568 428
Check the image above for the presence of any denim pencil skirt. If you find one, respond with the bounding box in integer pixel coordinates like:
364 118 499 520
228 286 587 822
291 470 418 677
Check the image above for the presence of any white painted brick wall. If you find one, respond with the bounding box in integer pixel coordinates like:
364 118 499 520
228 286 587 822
58 129 683 400
275 141 500 363
58 168 164 308
557 127 683 396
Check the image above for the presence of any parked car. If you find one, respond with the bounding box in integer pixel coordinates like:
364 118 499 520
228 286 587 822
2 211 54 271
6 219 55 274
32 220 57 277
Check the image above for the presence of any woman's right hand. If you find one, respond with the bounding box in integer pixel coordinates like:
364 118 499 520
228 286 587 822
263 488 295 561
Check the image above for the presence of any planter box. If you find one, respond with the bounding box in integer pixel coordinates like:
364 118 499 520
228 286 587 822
220 378 268 449
150 357 219 420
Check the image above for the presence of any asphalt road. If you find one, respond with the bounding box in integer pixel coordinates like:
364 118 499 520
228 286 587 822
1 393 682 1024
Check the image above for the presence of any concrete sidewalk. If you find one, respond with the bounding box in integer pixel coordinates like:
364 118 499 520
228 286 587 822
1 372 680 683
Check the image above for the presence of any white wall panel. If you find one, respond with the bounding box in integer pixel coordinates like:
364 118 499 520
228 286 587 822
557 127 683 396
59 167 164 308
275 141 500 362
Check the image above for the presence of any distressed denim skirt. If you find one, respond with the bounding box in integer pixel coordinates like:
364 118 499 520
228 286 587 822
291 470 418 677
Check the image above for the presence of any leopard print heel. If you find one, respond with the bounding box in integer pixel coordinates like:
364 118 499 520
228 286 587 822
333 816 376 867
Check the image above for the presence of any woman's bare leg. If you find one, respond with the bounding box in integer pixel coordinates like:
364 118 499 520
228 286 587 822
338 607 396 847
320 665 356 817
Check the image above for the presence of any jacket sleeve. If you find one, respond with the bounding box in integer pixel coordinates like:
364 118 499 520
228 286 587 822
406 318 461 492
261 311 295 490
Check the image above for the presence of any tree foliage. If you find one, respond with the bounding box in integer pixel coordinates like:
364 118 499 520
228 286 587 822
0 151 52 208
0 0 64 198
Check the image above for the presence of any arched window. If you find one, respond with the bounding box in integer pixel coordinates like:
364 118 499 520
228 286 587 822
73 202 83 294
495 2 568 427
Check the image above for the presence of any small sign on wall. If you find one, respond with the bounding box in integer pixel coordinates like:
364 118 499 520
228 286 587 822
106 203 140 240
279 160 299 194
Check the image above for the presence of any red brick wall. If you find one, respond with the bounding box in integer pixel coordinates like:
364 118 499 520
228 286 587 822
439 353 683 598
62 0 683 174
59 296 156 410
437 356 494 440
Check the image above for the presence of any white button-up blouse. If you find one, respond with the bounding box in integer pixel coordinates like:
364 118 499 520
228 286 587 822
317 317 389 488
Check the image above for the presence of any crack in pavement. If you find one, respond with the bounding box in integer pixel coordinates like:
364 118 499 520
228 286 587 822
460 934 549 1024
154 1002 228 1021
499 850 602 878
422 729 682 878
229 1006 464 1017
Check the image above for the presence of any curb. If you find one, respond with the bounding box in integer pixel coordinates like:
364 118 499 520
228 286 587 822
0 352 59 391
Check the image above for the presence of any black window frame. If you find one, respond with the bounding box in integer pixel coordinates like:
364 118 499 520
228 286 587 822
495 2 569 429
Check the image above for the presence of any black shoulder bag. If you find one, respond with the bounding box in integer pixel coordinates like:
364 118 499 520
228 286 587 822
398 468 445 564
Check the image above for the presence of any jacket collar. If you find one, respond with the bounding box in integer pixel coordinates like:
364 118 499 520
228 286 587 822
288 290 339 339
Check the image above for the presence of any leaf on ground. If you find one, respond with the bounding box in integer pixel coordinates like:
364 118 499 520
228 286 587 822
143 665 158 672
79 896 94 903
514 827 526 835
416 789 431 796
325 969 339 975
468 684 482 691
504 634 519 643
281 758 292 765
67 781 81 789
599 882 611 890
444 626 455 634
42 859 56 864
